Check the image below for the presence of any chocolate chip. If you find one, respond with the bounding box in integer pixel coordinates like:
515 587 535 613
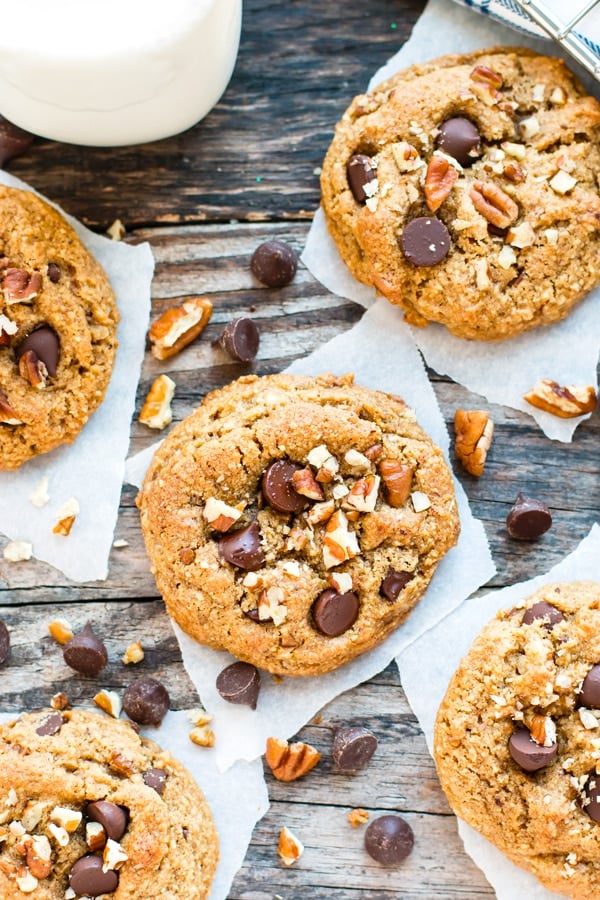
436 117 481 166
250 239 298 287
63 623 108 676
143 768 168 795
364 815 414 866
583 775 600 821
16 325 60 377
218 519 265 571
401 217 451 266
379 568 414 602
216 661 261 709
508 727 557 772
86 801 129 841
346 154 377 203
123 676 170 726
506 492 552 540
579 665 600 708
332 726 378 772
312 589 359 637
217 317 260 362
68 854 119 896
47 263 61 283
0 619 9 665
243 607 268 623
35 712 64 736
521 600 564 630
261 459 305 514
0 116 34 167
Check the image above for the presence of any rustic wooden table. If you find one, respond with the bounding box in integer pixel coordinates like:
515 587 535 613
1 1 599 897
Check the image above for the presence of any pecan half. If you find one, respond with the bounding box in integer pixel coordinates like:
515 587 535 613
470 181 518 229
378 459 413 507
1 268 42 305
424 156 458 212
265 736 321 781
454 409 494 477
523 381 597 418
148 296 213 360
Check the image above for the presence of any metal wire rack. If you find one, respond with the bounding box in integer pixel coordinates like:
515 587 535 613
513 0 600 82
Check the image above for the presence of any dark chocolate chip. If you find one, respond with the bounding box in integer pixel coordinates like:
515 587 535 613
583 774 600 821
217 317 260 362
218 519 265 571
521 600 564 630
143 768 168 795
216 661 261 709
332 726 378 772
250 239 298 287
261 459 305 514
243 607 270 623
401 217 451 267
312 589 359 637
0 116 34 167
508 727 557 772
506 492 552 540
364 814 414 866
0 619 9 665
68 854 119 896
346 154 377 203
379 568 414 602
16 325 60 377
47 262 61 283
86 801 128 841
35 712 64 736
579 665 600 708
436 117 481 166
123 676 170 726
62 623 108 676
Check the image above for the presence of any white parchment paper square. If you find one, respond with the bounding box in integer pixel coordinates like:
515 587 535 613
397 522 600 900
302 0 600 442
0 171 154 582
126 299 495 771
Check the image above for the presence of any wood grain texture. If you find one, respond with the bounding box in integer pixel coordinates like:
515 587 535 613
1 0 599 896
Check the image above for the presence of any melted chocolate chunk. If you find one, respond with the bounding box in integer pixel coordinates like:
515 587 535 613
86 800 128 841
346 154 377 203
261 459 305 513
35 712 64 736
364 815 414 865
312 589 359 637
47 262 61 283
217 317 260 362
380 568 414 602
579 665 600 708
521 600 564 630
218 520 265 571
508 727 557 772
401 217 451 266
216 661 261 709
583 775 600 821
0 619 9 665
62 623 108 676
16 325 60 377
143 768 168 795
506 492 552 540
332 726 378 772
68 854 119 896
123 676 170 726
251 240 298 287
436 117 481 166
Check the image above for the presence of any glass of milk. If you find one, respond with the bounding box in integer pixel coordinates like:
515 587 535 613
0 0 242 146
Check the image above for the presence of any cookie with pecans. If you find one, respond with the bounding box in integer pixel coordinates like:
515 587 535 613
320 47 600 341
0 707 218 899
0 185 119 468
434 581 600 899
137 372 459 676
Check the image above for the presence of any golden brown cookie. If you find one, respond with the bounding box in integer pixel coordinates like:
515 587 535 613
138 372 460 677
0 708 218 899
434 582 600 899
0 186 119 469
320 47 600 341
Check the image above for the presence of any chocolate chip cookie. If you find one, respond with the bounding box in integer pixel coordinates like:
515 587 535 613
138 372 460 677
0 708 218 899
434 581 600 899
0 186 119 468
320 47 600 341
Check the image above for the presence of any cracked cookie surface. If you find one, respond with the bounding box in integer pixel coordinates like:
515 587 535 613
320 47 600 341
0 708 218 899
434 581 600 899
0 186 119 469
138 372 460 677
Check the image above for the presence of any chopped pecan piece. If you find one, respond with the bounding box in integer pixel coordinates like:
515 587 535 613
348 808 370 827
341 474 380 514
0 388 22 425
378 459 413 507
523 380 597 418
0 313 17 345
454 409 494 477
1 268 42 305
265 736 321 781
424 156 458 212
291 467 324 501
470 64 503 88
24 835 52 879
470 181 518 229
322 509 360 569
278 826 304 866
149 296 213 360
139 374 176 430
18 349 48 389
202 496 243 532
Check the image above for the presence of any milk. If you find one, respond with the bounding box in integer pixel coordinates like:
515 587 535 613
0 0 242 146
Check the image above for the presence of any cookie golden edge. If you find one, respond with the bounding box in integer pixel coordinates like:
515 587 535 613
434 581 600 900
